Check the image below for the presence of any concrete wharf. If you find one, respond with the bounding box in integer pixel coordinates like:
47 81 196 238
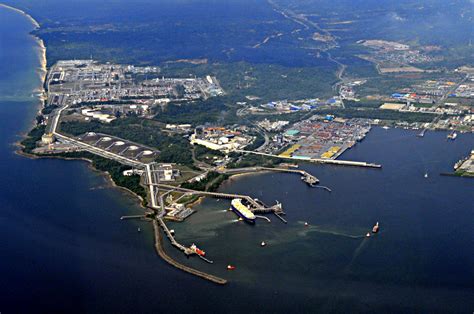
155 184 273 212
156 217 192 255
236 150 382 168
152 220 227 285
222 166 319 186
120 215 145 220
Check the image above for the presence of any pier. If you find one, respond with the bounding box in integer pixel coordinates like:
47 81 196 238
236 150 382 168
120 215 145 220
152 220 227 285
222 166 319 186
156 217 193 255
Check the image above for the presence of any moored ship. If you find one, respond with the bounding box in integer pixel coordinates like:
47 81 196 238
231 198 256 224
190 243 206 256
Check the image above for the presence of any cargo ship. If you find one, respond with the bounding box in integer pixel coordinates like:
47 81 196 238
231 198 256 224
190 243 206 256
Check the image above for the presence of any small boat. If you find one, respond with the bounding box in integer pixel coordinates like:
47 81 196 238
366 232 371 237
227 265 236 270
137 227 141 232
170 229 175 235
238 217 243 221
261 241 266 247
304 222 309 227
424 172 428 178
372 222 379 233
382 125 390 130
447 131 457 140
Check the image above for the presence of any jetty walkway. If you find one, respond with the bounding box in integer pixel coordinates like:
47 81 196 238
152 220 227 285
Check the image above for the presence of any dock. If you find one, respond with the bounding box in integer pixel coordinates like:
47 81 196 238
156 217 194 255
120 215 146 220
152 220 227 285
236 150 382 168
222 166 319 186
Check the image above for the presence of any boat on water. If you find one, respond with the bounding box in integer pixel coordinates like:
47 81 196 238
304 222 309 227
227 265 236 270
382 125 390 130
137 227 141 232
231 198 256 224
447 131 457 140
190 243 206 256
261 241 266 247
372 222 379 233
424 172 429 178
366 232 371 237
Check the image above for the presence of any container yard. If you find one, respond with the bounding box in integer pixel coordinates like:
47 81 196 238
278 116 371 160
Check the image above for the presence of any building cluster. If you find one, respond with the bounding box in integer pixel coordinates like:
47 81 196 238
43 60 224 123
278 116 371 160
258 97 343 113
380 102 466 116
453 80 474 98
358 39 441 73
189 126 253 152
260 115 371 159
123 163 180 181
256 119 289 131
339 79 366 101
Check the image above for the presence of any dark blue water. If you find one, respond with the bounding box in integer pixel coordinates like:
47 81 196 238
1 6 474 314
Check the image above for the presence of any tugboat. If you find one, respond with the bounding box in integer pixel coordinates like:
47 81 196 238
190 243 206 256
227 265 236 270
372 222 379 234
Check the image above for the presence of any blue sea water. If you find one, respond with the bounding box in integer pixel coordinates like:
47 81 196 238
1 6 473 314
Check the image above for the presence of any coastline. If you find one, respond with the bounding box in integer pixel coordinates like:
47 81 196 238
1 3 48 141
17 148 150 209
2 8 227 283
152 219 227 285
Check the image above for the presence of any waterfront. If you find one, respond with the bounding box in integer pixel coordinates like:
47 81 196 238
1 5 474 314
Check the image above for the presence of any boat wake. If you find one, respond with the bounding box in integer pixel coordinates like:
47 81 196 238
297 222 366 239
345 238 370 272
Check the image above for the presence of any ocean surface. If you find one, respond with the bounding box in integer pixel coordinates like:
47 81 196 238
1 6 473 313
